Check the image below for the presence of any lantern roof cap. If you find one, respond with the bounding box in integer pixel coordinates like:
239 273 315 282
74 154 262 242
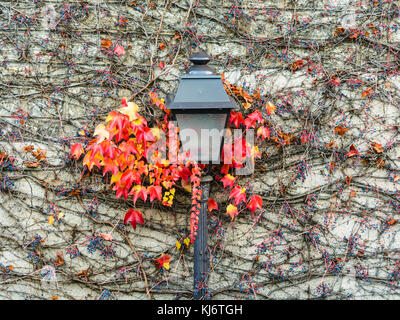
166 51 238 110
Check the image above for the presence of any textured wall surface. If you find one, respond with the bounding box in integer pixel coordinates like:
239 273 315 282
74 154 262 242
0 0 400 300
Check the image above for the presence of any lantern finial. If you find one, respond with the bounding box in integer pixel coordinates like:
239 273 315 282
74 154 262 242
187 51 215 76
189 50 211 65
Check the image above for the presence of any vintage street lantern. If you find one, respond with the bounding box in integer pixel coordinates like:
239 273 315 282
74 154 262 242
166 50 238 300
166 50 237 164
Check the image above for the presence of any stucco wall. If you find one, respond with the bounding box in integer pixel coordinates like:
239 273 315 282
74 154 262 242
0 0 400 300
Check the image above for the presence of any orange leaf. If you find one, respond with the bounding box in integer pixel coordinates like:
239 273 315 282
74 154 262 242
371 142 384 154
22 145 34 153
265 102 276 115
101 38 112 48
334 126 349 136
388 218 396 225
361 88 372 98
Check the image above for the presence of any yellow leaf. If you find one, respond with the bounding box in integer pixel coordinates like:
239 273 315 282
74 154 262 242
242 102 251 110
251 145 261 158
120 101 139 122
163 262 170 270
183 237 190 248
58 212 64 219
111 171 122 184
176 241 181 250
226 204 239 220
49 216 55 225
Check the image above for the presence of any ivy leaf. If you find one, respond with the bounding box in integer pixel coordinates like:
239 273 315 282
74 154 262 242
257 126 270 140
229 185 247 206
247 195 263 213
94 123 109 143
252 146 261 159
247 110 264 124
124 208 144 230
371 142 384 154
207 198 218 212
229 111 244 128
221 174 236 188
71 143 84 159
129 185 148 204
101 38 112 48
156 254 171 270
120 100 139 122
102 158 119 176
183 237 190 248
334 126 349 136
226 204 239 220
265 102 276 115
346 144 359 158
148 185 162 202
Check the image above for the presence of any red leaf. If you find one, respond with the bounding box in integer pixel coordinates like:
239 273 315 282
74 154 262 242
124 209 144 230
71 143 84 159
208 198 218 212
247 110 264 124
257 126 270 140
148 185 162 202
221 174 236 188
178 166 192 182
229 111 244 128
247 195 263 213
229 186 247 206
156 254 171 269
129 185 148 204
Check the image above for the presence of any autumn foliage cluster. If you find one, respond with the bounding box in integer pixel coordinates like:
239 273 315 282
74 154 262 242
70 80 273 244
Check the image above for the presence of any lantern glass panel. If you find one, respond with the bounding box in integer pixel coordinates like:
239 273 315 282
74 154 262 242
175 113 227 163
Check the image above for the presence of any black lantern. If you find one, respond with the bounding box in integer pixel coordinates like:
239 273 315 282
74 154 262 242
166 51 238 164
166 51 238 300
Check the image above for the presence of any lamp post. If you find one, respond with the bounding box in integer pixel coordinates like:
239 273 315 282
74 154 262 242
166 51 238 299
